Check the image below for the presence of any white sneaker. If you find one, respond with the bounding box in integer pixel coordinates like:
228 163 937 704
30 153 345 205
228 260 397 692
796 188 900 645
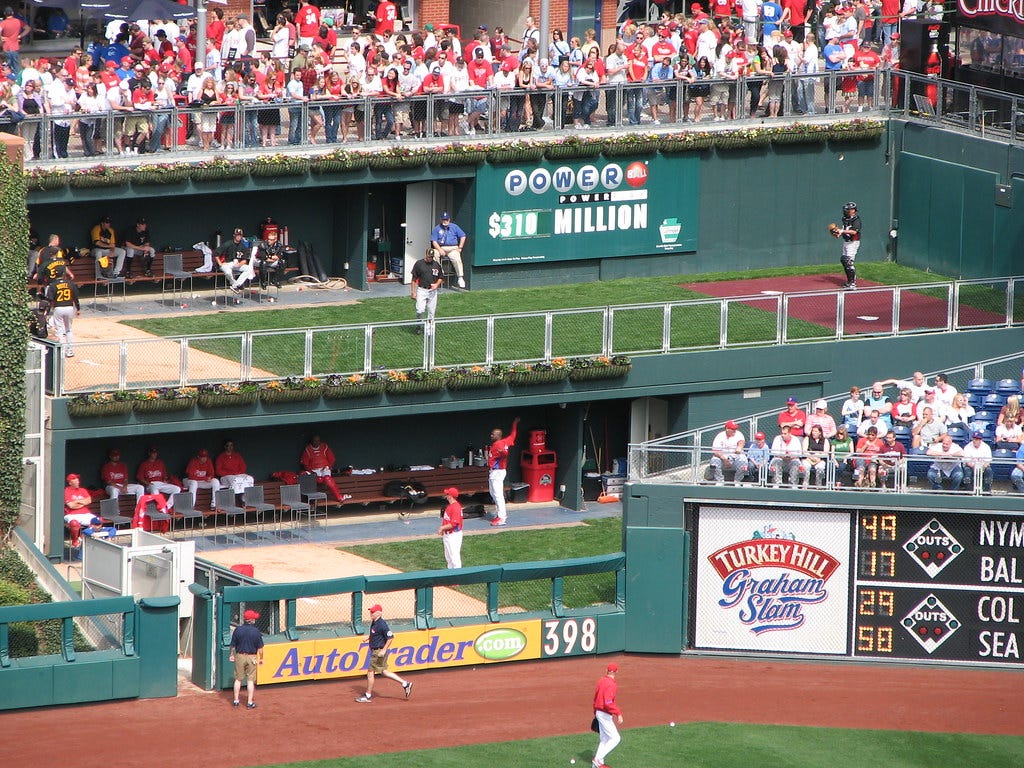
652 119 660 125
457 277 466 288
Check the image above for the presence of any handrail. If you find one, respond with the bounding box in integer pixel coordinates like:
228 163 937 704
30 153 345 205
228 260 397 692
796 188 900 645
53 274 1024 395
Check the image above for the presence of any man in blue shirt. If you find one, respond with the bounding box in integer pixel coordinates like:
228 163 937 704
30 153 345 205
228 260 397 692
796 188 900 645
762 0 784 42
430 211 468 289
746 431 772 484
229 609 264 709
356 604 413 702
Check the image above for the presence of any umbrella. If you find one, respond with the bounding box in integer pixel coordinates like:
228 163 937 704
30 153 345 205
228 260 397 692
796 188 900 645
104 0 196 21
28 0 114 49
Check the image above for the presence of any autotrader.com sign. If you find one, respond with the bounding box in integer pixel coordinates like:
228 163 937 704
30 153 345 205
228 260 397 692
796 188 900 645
474 155 699 265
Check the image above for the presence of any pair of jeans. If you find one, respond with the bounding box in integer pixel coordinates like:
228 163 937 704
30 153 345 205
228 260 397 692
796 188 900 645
149 111 169 151
578 91 598 124
78 120 97 156
288 106 303 144
625 87 642 125
52 122 70 158
373 103 394 139
323 104 341 143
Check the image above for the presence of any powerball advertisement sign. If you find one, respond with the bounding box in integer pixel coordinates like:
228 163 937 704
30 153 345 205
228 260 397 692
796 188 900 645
694 506 850 655
474 155 699 265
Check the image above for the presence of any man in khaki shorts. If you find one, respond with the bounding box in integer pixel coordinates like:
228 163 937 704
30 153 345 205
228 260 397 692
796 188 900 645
229 609 264 709
355 604 412 702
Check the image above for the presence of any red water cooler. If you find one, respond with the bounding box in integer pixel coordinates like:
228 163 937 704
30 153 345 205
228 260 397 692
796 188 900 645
520 430 557 503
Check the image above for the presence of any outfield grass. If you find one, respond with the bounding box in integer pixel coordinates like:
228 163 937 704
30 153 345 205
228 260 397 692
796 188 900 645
254 722 1024 768
339 518 622 611
124 264 959 377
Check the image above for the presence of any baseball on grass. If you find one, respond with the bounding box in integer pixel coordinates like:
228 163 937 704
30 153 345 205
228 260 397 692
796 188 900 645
670 722 676 727
570 760 576 764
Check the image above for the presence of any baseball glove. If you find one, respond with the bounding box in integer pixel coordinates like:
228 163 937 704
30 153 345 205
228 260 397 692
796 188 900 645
828 223 841 238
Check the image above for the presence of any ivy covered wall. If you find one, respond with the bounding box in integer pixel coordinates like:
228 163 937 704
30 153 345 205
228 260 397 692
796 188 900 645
0 143 28 536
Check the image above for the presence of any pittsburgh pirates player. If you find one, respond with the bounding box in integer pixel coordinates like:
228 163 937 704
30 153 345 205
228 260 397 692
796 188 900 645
837 201 861 290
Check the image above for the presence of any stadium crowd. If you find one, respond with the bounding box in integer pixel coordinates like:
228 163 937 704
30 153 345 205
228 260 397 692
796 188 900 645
0 0 920 160
709 370 1024 493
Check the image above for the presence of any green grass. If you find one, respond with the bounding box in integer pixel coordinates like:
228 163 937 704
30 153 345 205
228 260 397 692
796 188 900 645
252 722 1024 768
339 517 622 611
123 264 951 377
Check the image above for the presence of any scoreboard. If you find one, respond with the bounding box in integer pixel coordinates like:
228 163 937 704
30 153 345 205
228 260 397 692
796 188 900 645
854 511 1023 663
693 505 1024 666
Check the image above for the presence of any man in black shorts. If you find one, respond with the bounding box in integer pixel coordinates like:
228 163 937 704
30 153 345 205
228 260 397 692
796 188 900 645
355 604 412 703
409 247 443 334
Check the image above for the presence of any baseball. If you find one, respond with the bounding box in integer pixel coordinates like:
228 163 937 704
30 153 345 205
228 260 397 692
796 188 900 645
211 301 217 306
670 722 676 727
570 760 576 764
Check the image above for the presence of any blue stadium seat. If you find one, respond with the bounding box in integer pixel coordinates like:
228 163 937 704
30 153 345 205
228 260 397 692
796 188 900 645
983 393 1007 409
995 378 1022 398
946 424 970 445
967 378 993 395
971 409 998 425
992 448 1016 482
890 424 912 448
965 392 983 408
975 422 998 444
906 446 931 484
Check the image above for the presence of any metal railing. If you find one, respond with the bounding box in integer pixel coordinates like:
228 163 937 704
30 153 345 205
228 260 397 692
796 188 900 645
52 275 1024 394
21 69 894 165
630 442 1018 498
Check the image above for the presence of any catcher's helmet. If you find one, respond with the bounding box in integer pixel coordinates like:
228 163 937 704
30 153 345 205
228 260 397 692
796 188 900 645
843 201 858 211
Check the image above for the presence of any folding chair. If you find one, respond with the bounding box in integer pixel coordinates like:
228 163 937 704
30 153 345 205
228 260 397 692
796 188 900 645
213 488 247 534
243 486 276 535
161 253 193 307
145 500 174 534
99 496 133 530
298 473 328 526
279 484 310 530
171 491 205 535
92 258 127 310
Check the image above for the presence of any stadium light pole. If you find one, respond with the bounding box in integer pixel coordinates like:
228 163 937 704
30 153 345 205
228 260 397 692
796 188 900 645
539 0 549 61
196 0 206 74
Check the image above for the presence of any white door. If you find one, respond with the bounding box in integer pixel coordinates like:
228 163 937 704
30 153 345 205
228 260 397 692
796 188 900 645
404 182 435 284
630 397 668 444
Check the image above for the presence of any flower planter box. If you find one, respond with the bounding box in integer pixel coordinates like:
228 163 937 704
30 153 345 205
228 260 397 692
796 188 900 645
69 172 132 189
770 129 825 145
26 174 70 191
67 400 133 418
132 397 197 414
198 391 259 408
309 157 352 174
486 146 546 164
259 387 322 404
569 364 632 382
386 379 447 394
828 126 884 143
368 153 429 170
322 381 388 400
132 168 192 185
345 153 371 170
545 141 605 160
190 165 249 182
446 375 506 391
427 150 487 167
250 160 310 177
602 140 659 157
506 369 569 386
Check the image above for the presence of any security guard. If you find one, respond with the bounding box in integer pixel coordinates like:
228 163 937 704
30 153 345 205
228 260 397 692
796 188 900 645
838 201 861 290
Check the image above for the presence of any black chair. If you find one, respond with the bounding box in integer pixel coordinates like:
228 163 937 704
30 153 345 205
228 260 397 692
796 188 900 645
99 496 133 529
243 486 276 534
92 258 127 310
171 491 205 534
297 473 328 525
213 488 247 533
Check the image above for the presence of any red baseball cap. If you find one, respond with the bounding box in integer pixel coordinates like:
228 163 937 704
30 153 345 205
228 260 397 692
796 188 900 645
243 609 260 621
66 473 80 483
443 487 459 497
725 420 738 430
368 604 383 613
606 662 618 672
755 432 766 440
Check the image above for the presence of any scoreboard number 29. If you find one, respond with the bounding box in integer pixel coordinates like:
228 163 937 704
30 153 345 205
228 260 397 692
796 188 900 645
543 618 598 657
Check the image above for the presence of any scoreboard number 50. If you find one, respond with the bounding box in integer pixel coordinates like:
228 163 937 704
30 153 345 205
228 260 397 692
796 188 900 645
543 618 597 656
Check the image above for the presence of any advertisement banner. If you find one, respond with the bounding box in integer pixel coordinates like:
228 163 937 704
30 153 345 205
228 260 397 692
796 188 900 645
262 619 544 685
693 506 851 655
473 155 699 265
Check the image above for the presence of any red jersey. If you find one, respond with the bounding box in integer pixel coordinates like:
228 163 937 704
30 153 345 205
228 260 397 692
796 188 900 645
301 442 336 472
207 18 225 49
651 39 677 60
880 0 901 22
419 72 445 93
132 492 169 530
215 451 248 476
856 436 884 458
137 459 169 484
782 0 809 25
683 28 699 55
626 46 649 81
296 2 321 38
467 59 491 87
101 461 130 486
593 674 621 715
0 16 25 52
132 87 155 108
851 48 881 80
442 500 464 532
487 421 518 472
186 457 216 481
373 0 396 35
64 486 92 516
712 0 732 16
778 407 807 437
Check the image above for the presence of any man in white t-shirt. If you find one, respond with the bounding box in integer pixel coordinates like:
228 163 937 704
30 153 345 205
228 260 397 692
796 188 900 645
709 420 748 483
962 431 993 493
770 424 804 486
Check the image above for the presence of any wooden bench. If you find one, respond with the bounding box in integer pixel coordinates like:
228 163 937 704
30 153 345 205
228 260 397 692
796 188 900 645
85 466 492 531
66 249 299 290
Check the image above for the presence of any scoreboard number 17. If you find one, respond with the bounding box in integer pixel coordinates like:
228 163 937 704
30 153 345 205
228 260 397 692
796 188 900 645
543 618 597 656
